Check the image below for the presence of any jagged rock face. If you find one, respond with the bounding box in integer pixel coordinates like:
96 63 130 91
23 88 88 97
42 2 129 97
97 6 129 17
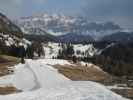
0 13 23 38
16 13 122 41
15 13 132 43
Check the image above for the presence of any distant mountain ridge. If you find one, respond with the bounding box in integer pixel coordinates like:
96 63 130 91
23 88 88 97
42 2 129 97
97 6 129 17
15 13 124 42
55 33 94 43
101 32 133 43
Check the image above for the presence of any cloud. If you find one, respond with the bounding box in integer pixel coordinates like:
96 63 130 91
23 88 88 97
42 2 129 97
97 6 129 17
82 0 133 29
83 0 133 17
34 0 47 4
0 0 132 29
0 0 47 18
0 0 22 18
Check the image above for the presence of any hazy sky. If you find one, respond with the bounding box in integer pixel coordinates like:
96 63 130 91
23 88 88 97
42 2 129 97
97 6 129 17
0 0 133 29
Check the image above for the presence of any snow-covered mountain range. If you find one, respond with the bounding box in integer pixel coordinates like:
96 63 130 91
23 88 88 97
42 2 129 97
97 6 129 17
15 13 126 42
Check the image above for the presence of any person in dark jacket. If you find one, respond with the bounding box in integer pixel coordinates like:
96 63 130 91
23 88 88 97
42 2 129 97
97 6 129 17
19 45 26 64
26 44 34 59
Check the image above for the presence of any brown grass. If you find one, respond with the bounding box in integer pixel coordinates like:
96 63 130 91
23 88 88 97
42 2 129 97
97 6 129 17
112 89 133 99
0 86 17 95
0 55 19 95
0 62 16 76
53 64 112 82
0 55 20 77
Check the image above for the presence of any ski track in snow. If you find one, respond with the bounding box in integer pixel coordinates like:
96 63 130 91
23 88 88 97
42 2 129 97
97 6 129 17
25 63 41 91
0 59 129 100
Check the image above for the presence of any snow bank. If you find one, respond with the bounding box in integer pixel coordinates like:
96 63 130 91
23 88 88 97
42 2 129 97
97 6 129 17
44 43 60 59
1 81 128 100
107 84 131 90
74 44 97 57
12 63 36 91
38 59 72 65
0 75 13 87
0 59 129 100
0 63 37 91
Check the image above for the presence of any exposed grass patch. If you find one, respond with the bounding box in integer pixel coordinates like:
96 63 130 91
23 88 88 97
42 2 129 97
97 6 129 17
0 55 20 77
112 88 133 99
0 86 17 95
0 55 20 63
0 55 20 94
53 64 112 82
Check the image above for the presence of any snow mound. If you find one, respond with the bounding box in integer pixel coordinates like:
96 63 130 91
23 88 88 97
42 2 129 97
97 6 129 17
38 59 72 65
0 59 129 100
13 63 36 91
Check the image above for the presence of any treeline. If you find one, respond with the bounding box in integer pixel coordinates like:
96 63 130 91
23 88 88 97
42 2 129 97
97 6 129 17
82 43 133 79
0 41 44 59
57 43 78 63
56 42 133 79
56 43 94 63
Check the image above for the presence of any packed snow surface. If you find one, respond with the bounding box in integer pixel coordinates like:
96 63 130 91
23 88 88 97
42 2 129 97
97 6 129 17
0 59 129 100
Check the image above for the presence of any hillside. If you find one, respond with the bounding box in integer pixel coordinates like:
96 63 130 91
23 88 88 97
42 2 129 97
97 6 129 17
89 42 133 78
101 32 133 43
0 13 23 38
43 42 97 59
0 14 30 57
0 12 24 49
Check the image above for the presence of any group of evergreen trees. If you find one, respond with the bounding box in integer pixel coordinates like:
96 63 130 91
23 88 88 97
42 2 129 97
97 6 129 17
57 43 77 62
57 43 94 63
0 41 45 63
56 42 133 78
0 40 8 54
80 43 133 79
91 55 133 78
